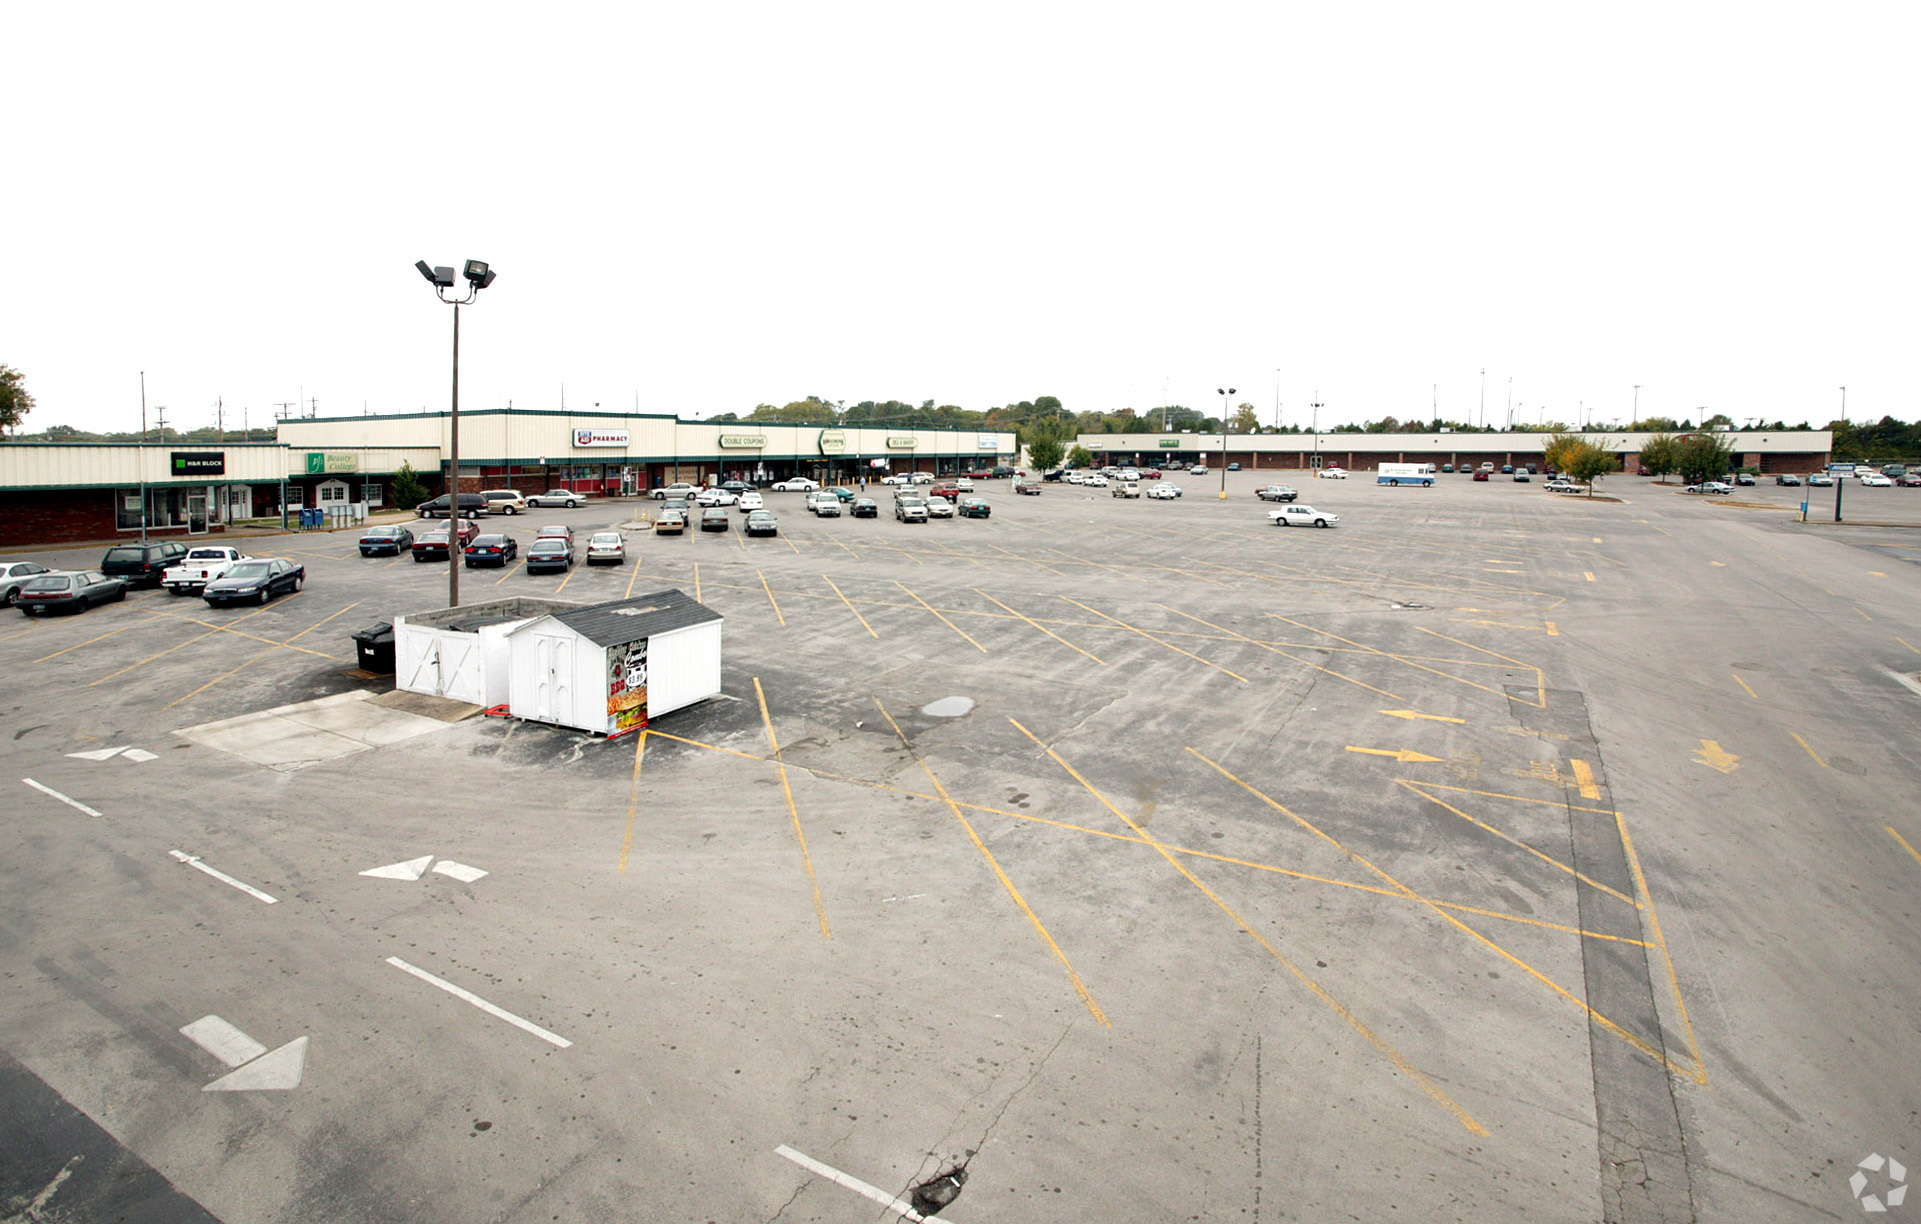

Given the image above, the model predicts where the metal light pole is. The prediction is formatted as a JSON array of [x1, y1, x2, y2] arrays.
[[1633, 384, 1641, 421], [416, 259, 497, 609], [1311, 394, 1323, 471], [1217, 387, 1234, 499], [138, 372, 149, 542], [1479, 368, 1485, 430]]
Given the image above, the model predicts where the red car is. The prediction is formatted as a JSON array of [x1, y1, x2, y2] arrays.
[[1472, 470, 1491, 482], [963, 469, 993, 480], [1140, 469, 1162, 479], [928, 482, 963, 501], [413, 520, 479, 562]]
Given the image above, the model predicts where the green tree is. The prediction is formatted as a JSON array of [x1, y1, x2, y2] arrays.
[[0, 365, 35, 431], [1628, 416, 1681, 432], [391, 461, 428, 509], [1637, 433, 1679, 481], [1562, 440, 1621, 494], [1066, 444, 1094, 468], [1027, 436, 1065, 470], [1673, 433, 1737, 486], [1541, 433, 1582, 473], [1231, 403, 1260, 433]]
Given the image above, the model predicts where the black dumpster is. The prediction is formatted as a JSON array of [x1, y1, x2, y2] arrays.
[[352, 622, 395, 674]]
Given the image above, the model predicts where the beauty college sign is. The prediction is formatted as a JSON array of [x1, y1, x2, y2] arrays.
[[573, 429, 631, 448]]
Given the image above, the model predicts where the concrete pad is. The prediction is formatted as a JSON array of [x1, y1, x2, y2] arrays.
[[175, 689, 454, 770], [367, 687, 486, 722]]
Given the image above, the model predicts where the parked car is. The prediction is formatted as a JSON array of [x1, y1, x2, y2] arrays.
[[1807, 473, 1833, 486], [416, 493, 489, 518], [881, 474, 909, 485], [100, 540, 188, 587], [654, 509, 687, 535], [162, 545, 252, 595], [852, 498, 879, 518], [737, 491, 765, 511], [1139, 468, 1162, 479], [699, 508, 731, 532], [771, 477, 820, 492], [1774, 474, 1802, 486], [1147, 483, 1182, 499], [1112, 482, 1141, 499], [1082, 474, 1109, 487], [1513, 471, 1531, 482], [1683, 482, 1734, 495], [525, 488, 588, 509], [929, 482, 963, 501], [926, 497, 955, 518], [991, 466, 1017, 478], [745, 510, 779, 537], [17, 571, 127, 615], [963, 469, 993, 480], [720, 481, 752, 497], [895, 496, 929, 522], [809, 492, 843, 518], [1441, 463, 1455, 473], [1189, 465, 1208, 476], [1014, 482, 1042, 495], [0, 560, 55, 606], [1859, 473, 1894, 487], [525, 537, 574, 572], [463, 534, 518, 567], [1267, 505, 1340, 528], [1734, 473, 1757, 486], [481, 490, 528, 515], [203, 558, 304, 606], [1317, 468, 1348, 479], [957, 496, 992, 518], [696, 488, 740, 506], [1472, 470, 1491, 482], [650, 483, 699, 502], [1544, 480, 1582, 493], [1255, 485, 1299, 502], [358, 525, 415, 556], [1903, 474, 1921, 487], [412, 521, 478, 561], [535, 524, 575, 545], [910, 472, 934, 484], [586, 532, 626, 565]]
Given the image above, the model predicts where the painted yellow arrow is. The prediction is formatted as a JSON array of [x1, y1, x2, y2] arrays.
[[1346, 746, 1444, 763], [1694, 740, 1741, 774], [1379, 709, 1467, 724]]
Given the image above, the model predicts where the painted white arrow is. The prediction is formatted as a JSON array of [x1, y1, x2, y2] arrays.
[[67, 747, 129, 761], [360, 856, 487, 883], [180, 1015, 308, 1091], [360, 855, 434, 880]]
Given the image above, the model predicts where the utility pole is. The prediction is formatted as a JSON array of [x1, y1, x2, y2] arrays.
[[1479, 368, 1486, 430], [139, 372, 149, 542], [1840, 386, 1847, 423], [216, 397, 224, 444], [1633, 385, 1641, 421], [1505, 378, 1513, 430]]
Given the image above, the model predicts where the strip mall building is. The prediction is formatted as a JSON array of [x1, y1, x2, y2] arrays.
[[1079, 429, 1833, 475], [0, 409, 1017, 547]]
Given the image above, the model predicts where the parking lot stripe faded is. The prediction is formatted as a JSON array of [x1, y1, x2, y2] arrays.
[[878, 701, 1107, 1027], [1159, 606, 1395, 697], [88, 599, 284, 686], [894, 582, 987, 653], [618, 731, 647, 872], [821, 575, 878, 639], [973, 591, 1101, 663], [757, 570, 786, 626], [1060, 597, 1246, 682], [162, 646, 276, 711], [1018, 723, 1481, 1133], [1887, 826, 1921, 869], [33, 621, 149, 664], [757, 678, 831, 939]]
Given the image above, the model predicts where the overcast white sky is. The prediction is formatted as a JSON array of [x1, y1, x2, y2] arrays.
[[6, 2, 1916, 436]]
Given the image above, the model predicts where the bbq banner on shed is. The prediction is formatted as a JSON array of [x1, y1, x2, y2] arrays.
[[608, 639, 648, 733]]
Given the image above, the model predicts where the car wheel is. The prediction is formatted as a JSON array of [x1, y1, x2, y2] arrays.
[[1, 588, 14, 606], [1276, 517, 1289, 526], [115, 586, 127, 602], [257, 588, 270, 605], [1315, 519, 1328, 527]]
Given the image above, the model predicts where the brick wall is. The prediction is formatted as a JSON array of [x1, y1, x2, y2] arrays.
[[0, 490, 136, 548]]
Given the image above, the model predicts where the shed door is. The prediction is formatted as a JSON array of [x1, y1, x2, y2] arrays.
[[530, 633, 574, 724]]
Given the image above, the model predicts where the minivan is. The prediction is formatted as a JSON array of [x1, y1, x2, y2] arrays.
[[416, 493, 488, 518], [480, 490, 527, 515]]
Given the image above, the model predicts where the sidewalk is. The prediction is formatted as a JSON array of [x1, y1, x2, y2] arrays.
[[14, 509, 420, 558]]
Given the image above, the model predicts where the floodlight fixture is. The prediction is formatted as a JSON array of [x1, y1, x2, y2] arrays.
[[464, 259, 495, 289], [416, 260, 456, 289]]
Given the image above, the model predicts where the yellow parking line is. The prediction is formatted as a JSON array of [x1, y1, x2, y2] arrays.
[[1898, 636, 1920, 655], [623, 561, 644, 599], [1731, 673, 1759, 700], [162, 646, 277, 711], [884, 705, 1106, 1026], [287, 600, 361, 642], [1569, 759, 1602, 800], [822, 575, 877, 639], [494, 560, 527, 584], [1887, 825, 1921, 868], [1617, 812, 1708, 1084], [758, 569, 786, 626], [973, 591, 1100, 662], [1789, 731, 1828, 768], [1161, 606, 1391, 696], [618, 731, 648, 872], [1063, 598, 1246, 682], [757, 678, 830, 939], [896, 582, 987, 653], [0, 623, 41, 642], [33, 621, 147, 663], [694, 563, 701, 602]]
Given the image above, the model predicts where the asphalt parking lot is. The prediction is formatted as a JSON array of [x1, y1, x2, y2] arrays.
[[3, 470, 1919, 1222]]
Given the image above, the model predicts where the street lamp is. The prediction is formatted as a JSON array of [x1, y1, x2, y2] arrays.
[[415, 258, 497, 609], [1216, 387, 1235, 499]]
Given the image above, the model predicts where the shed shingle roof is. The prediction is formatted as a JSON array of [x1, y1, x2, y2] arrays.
[[530, 589, 721, 647]]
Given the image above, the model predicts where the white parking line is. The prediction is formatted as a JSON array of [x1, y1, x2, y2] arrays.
[[774, 1145, 938, 1222], [21, 779, 101, 818], [385, 956, 572, 1048], [169, 850, 279, 904]]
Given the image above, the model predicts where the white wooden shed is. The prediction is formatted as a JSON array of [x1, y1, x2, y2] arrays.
[[505, 590, 723, 735], [393, 597, 583, 707]]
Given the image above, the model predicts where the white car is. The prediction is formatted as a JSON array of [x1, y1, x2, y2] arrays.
[[1111, 482, 1141, 499], [1065, 472, 1086, 484], [772, 477, 820, 492], [1684, 481, 1733, 495], [736, 491, 764, 511], [1147, 484, 1182, 499], [695, 488, 739, 506], [881, 474, 909, 485], [895, 496, 929, 522], [1189, 465, 1208, 476], [585, 532, 626, 565], [1117, 469, 1141, 481], [1316, 468, 1348, 480], [954, 477, 975, 491], [1859, 473, 1894, 487], [1082, 474, 1109, 487], [527, 488, 588, 508], [909, 472, 934, 484], [807, 492, 842, 517], [925, 497, 955, 518], [1268, 504, 1340, 528], [0, 560, 55, 606], [649, 483, 698, 501]]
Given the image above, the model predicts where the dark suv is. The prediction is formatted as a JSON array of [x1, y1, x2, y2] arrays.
[[415, 493, 488, 519], [100, 541, 189, 587]]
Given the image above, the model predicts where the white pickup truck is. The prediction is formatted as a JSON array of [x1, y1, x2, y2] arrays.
[[162, 546, 251, 595]]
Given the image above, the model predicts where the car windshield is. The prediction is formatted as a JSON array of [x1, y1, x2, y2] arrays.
[[25, 575, 73, 591], [226, 562, 272, 579], [472, 537, 505, 547], [591, 534, 621, 545], [530, 541, 567, 553], [366, 528, 397, 537]]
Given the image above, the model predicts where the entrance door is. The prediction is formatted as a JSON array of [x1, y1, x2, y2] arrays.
[[187, 493, 209, 534], [531, 634, 573, 724]]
